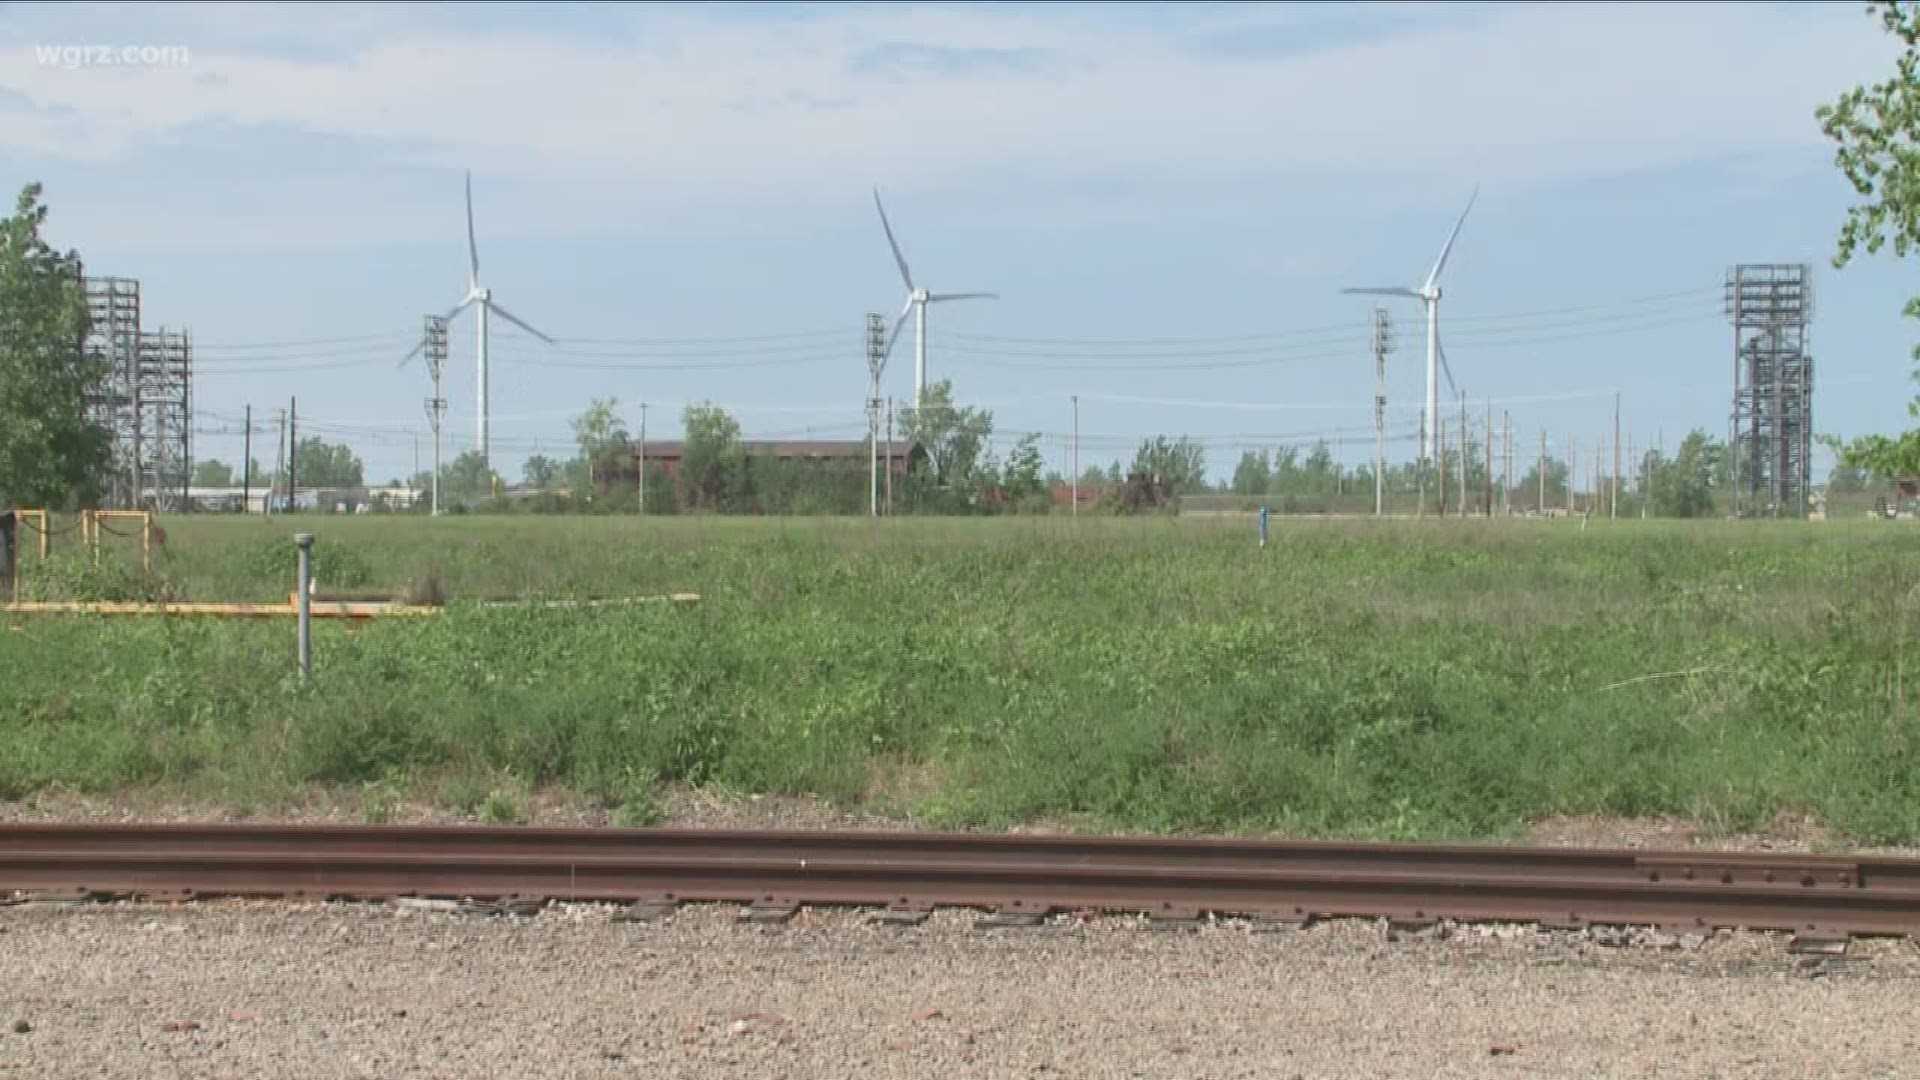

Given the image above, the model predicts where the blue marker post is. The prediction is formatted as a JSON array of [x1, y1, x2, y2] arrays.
[[1259, 505, 1269, 548]]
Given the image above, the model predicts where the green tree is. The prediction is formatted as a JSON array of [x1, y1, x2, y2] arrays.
[[1817, 2, 1920, 477], [442, 450, 501, 504], [1515, 457, 1569, 512], [680, 402, 744, 511], [0, 183, 109, 508], [900, 380, 994, 492], [1828, 460, 1871, 494], [1131, 435, 1208, 494], [192, 459, 234, 487], [1648, 431, 1725, 518], [1230, 450, 1271, 495], [1001, 433, 1047, 510], [522, 454, 561, 490], [276, 437, 363, 488]]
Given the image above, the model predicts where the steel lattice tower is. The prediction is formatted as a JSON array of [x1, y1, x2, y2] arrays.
[[137, 328, 193, 511], [83, 277, 142, 507], [1726, 264, 1814, 518]]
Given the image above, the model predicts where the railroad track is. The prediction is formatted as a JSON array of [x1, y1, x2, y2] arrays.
[[5, 823, 1919, 945]]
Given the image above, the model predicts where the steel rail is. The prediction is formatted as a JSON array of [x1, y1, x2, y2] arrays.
[[5, 824, 1919, 941]]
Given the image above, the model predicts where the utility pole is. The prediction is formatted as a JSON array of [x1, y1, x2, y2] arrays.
[[1642, 436, 1652, 519], [242, 404, 252, 515], [1502, 411, 1512, 516], [272, 408, 286, 516], [1372, 308, 1392, 517], [1484, 398, 1493, 517], [1071, 394, 1080, 520], [639, 402, 648, 514], [1417, 411, 1428, 517], [1457, 391, 1468, 517], [866, 312, 885, 518], [288, 397, 298, 514], [421, 314, 448, 516], [1538, 430, 1546, 515], [1612, 392, 1622, 520], [1569, 435, 1577, 515], [1438, 416, 1449, 516], [885, 396, 894, 515]]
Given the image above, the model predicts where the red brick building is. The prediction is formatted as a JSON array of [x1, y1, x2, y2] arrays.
[[605, 439, 923, 482]]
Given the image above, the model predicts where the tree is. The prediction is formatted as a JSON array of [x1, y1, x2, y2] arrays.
[[192, 460, 234, 487], [1131, 435, 1208, 494], [523, 454, 561, 490], [1648, 430, 1725, 518], [680, 402, 744, 511], [442, 449, 501, 505], [900, 380, 994, 493], [1817, 2, 1920, 477], [571, 398, 629, 477], [1001, 433, 1047, 510], [0, 183, 109, 508], [1230, 450, 1271, 495], [1828, 460, 1871, 494], [1516, 457, 1569, 512], [276, 437, 363, 488]]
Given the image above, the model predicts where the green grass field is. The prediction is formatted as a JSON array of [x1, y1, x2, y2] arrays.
[[4, 514, 1919, 843]]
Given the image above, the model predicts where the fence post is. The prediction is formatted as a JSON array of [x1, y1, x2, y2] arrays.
[[294, 533, 314, 681], [1259, 505, 1269, 549], [1, 509, 14, 599]]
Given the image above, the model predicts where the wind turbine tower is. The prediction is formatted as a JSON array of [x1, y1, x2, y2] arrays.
[[1343, 187, 1478, 462], [873, 188, 998, 410], [408, 171, 558, 471]]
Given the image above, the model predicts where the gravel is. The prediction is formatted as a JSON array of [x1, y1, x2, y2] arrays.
[[3, 900, 1918, 1079]]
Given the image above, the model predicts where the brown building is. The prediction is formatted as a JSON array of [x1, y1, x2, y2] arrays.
[[605, 439, 923, 482], [1051, 482, 1111, 510]]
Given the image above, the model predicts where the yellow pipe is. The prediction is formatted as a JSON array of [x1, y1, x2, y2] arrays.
[[2, 601, 438, 618]]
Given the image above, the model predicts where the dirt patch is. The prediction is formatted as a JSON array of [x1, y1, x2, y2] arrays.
[[3, 789, 1919, 858], [1523, 811, 1920, 856], [0, 784, 924, 833]]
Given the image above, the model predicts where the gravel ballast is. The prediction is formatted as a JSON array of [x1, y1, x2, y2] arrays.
[[3, 901, 1917, 1079]]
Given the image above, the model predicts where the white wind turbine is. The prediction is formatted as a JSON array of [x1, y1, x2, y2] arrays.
[[874, 187, 998, 411], [404, 170, 555, 471], [1342, 187, 1478, 462]]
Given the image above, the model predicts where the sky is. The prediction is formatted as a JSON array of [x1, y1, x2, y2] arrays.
[[1, 0, 1915, 488]]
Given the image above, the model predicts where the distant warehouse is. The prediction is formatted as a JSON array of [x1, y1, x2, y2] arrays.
[[624, 440, 921, 481], [594, 439, 926, 513]]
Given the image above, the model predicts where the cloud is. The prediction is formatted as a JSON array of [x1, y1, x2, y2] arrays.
[[0, 1, 1897, 213], [848, 42, 1065, 81]]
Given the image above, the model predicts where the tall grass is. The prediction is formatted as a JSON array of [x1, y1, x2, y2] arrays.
[[4, 515, 1919, 842]]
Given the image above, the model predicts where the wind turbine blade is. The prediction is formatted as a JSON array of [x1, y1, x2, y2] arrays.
[[443, 298, 475, 323], [398, 338, 424, 369], [466, 170, 480, 286], [883, 297, 914, 360], [1423, 185, 1479, 291], [488, 301, 554, 344], [873, 187, 915, 292], [926, 292, 998, 302], [1342, 287, 1421, 298], [1436, 321, 1460, 397]]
